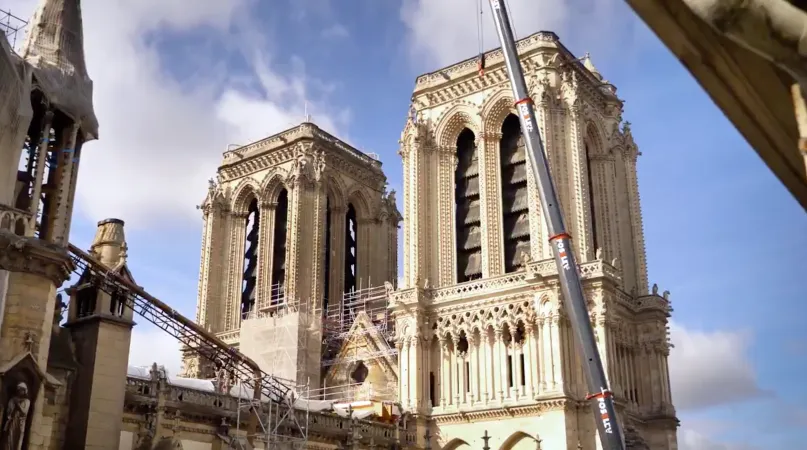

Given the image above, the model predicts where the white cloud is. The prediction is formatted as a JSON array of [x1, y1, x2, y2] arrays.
[[400, 0, 627, 69], [669, 322, 771, 410], [128, 326, 183, 377], [8, 0, 350, 229]]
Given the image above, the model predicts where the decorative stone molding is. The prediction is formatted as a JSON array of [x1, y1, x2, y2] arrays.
[[0, 232, 74, 285]]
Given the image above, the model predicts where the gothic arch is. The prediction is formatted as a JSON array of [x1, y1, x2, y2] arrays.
[[261, 171, 289, 203], [584, 119, 609, 157], [326, 174, 347, 208], [441, 438, 471, 450], [481, 89, 516, 135], [434, 104, 480, 150], [499, 431, 537, 450], [231, 178, 261, 215], [345, 187, 372, 220]]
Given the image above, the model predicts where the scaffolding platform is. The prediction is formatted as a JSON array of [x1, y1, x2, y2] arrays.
[[0, 8, 27, 49], [321, 284, 397, 368]]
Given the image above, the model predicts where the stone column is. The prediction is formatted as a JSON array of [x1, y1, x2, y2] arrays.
[[451, 335, 460, 406], [624, 149, 649, 293], [470, 334, 479, 404], [225, 212, 247, 329], [51, 123, 80, 246], [328, 206, 346, 310], [398, 338, 409, 408], [256, 201, 277, 311], [524, 323, 535, 398], [26, 111, 54, 232], [495, 327, 506, 401], [566, 102, 594, 261], [479, 133, 503, 277], [439, 336, 448, 407], [436, 149, 456, 285]]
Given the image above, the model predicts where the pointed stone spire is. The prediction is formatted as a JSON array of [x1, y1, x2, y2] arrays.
[[21, 0, 99, 140], [90, 218, 128, 270], [582, 52, 603, 81]]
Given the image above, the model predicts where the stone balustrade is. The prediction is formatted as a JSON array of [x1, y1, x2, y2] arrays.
[[0, 204, 35, 236]]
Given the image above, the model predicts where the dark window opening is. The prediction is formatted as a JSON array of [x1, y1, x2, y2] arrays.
[[519, 354, 526, 387], [457, 334, 469, 354], [454, 128, 482, 282], [110, 290, 126, 317], [429, 372, 436, 406], [241, 198, 260, 318], [500, 114, 531, 273], [271, 189, 289, 304], [344, 203, 358, 295], [75, 277, 97, 319], [323, 197, 332, 311], [507, 355, 514, 388], [350, 360, 369, 384], [584, 142, 598, 251]]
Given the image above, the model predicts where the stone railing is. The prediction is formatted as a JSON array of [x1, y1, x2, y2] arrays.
[[125, 375, 416, 447], [395, 259, 623, 305], [0, 204, 35, 236]]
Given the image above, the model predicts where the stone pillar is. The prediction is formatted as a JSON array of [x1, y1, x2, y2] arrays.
[[479, 132, 503, 277], [329, 206, 346, 308], [436, 149, 456, 285], [255, 201, 276, 311], [0, 231, 72, 450], [51, 122, 80, 246], [438, 336, 448, 407]]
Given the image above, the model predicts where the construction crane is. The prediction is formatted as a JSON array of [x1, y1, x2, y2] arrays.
[[485, 1, 626, 449]]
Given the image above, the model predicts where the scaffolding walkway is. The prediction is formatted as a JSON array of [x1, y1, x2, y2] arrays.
[[0, 8, 27, 49]]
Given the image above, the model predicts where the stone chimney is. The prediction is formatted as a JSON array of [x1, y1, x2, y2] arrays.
[[89, 218, 128, 270]]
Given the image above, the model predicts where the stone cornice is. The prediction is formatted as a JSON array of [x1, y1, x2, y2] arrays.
[[0, 231, 74, 285], [431, 398, 569, 424]]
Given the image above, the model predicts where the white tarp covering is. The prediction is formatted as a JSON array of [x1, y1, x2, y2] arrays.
[[20, 0, 98, 139], [0, 34, 32, 205]]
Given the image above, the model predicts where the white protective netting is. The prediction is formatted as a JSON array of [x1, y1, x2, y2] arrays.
[[19, 0, 98, 139], [0, 34, 32, 204]]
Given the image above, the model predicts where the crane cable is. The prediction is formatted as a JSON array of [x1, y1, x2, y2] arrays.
[[476, 0, 485, 77]]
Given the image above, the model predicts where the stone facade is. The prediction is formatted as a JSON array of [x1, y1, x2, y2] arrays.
[[390, 31, 677, 450]]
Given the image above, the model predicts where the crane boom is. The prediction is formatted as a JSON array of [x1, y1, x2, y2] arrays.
[[485, 1, 626, 448]]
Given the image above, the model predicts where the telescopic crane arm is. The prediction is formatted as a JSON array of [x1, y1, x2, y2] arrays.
[[485, 1, 626, 449]]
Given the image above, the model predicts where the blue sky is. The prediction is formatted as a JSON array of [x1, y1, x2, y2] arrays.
[[11, 0, 803, 448]]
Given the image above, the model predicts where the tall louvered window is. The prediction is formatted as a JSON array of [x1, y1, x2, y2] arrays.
[[241, 198, 260, 317], [323, 197, 332, 310], [344, 204, 358, 294], [270, 189, 289, 304], [500, 114, 531, 273], [584, 142, 598, 251], [455, 129, 482, 282]]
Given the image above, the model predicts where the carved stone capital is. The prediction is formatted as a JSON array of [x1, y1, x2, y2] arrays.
[[260, 201, 278, 210], [0, 232, 74, 285]]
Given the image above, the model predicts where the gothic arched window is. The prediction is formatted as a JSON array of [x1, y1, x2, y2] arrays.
[[584, 140, 598, 251], [241, 198, 260, 317], [270, 189, 289, 304], [344, 203, 358, 294], [500, 114, 530, 273], [455, 128, 482, 282], [323, 197, 332, 310]]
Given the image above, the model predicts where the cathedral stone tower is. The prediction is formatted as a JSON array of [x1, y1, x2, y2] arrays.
[[183, 122, 400, 389], [0, 1, 99, 449], [390, 32, 677, 449]]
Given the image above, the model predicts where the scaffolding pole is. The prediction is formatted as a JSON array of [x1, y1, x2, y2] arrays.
[[0, 8, 27, 50]]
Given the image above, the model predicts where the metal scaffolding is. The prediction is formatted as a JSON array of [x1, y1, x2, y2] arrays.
[[231, 377, 311, 449], [0, 8, 27, 50], [321, 283, 397, 368]]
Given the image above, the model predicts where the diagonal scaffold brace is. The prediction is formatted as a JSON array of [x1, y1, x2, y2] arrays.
[[485, 1, 626, 449]]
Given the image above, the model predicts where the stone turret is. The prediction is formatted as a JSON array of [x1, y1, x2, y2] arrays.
[[21, 0, 98, 139]]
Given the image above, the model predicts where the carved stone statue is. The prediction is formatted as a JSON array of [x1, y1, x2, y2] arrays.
[[662, 290, 670, 301], [384, 281, 394, 297], [520, 251, 532, 268], [652, 284, 659, 295], [1, 382, 30, 450], [595, 247, 603, 260]]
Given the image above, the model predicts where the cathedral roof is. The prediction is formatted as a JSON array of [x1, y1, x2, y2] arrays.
[[20, 0, 99, 140]]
